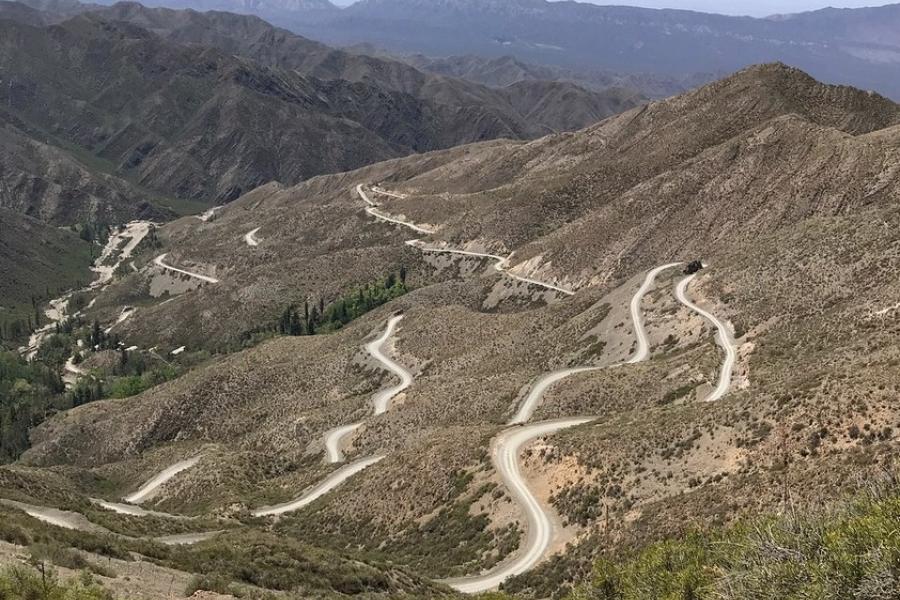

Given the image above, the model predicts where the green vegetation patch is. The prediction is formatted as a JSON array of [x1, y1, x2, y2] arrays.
[[278, 269, 409, 336], [0, 351, 65, 462], [240, 269, 411, 347], [566, 478, 900, 600], [0, 565, 113, 600], [0, 210, 93, 343]]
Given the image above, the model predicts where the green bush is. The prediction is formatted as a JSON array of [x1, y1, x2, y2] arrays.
[[29, 543, 117, 579], [0, 565, 114, 599], [185, 573, 235, 596], [566, 479, 900, 600]]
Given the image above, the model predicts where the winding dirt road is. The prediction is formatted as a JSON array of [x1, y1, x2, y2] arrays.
[[124, 456, 203, 504], [448, 262, 680, 593], [446, 418, 594, 593], [405, 241, 575, 296], [324, 314, 412, 463], [508, 263, 681, 426], [508, 368, 599, 425], [325, 423, 364, 463], [675, 274, 737, 402], [0, 500, 110, 533], [91, 315, 412, 526], [628, 263, 684, 363], [366, 314, 414, 415], [358, 185, 574, 296], [251, 456, 385, 517], [256, 315, 412, 517], [371, 186, 409, 199], [93, 500, 181, 519], [3, 498, 218, 545], [155, 532, 222, 546], [357, 184, 435, 234], [153, 254, 219, 284]]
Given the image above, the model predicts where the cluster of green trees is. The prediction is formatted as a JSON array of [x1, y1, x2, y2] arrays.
[[277, 269, 408, 337], [0, 352, 64, 462], [69, 378, 104, 408], [0, 319, 36, 342], [0, 292, 90, 346], [73, 221, 111, 261], [1, 339, 182, 462], [104, 347, 179, 399], [0, 295, 54, 344]]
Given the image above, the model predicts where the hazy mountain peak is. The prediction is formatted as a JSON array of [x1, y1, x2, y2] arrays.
[[237, 0, 336, 11], [352, 0, 547, 15]]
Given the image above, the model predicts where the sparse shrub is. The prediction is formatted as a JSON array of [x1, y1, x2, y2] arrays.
[[185, 573, 235, 596], [0, 565, 113, 599], [565, 476, 900, 600]]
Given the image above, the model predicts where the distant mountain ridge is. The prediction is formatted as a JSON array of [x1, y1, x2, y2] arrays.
[[0, 0, 640, 223], [193, 0, 900, 100], [389, 51, 717, 97]]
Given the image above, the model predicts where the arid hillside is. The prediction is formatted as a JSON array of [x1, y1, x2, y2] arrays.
[[72, 63, 900, 350], [4, 64, 900, 598]]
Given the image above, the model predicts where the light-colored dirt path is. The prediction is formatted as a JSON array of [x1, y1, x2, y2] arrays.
[[244, 227, 261, 247], [675, 273, 737, 402], [251, 456, 385, 517], [153, 254, 219, 284], [124, 456, 203, 504]]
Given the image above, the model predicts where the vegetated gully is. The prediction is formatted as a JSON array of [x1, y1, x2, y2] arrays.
[[20, 221, 153, 360]]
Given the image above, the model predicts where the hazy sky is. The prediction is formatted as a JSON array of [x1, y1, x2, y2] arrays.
[[331, 1, 892, 18], [574, 1, 889, 17]]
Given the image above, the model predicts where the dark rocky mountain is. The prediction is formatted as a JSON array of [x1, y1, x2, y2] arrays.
[[0, 1, 640, 223], [237, 0, 900, 101], [89, 2, 642, 118], [119, 0, 337, 17]]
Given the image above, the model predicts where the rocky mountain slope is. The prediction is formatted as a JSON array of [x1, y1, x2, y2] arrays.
[[395, 51, 713, 98], [0, 1, 638, 224], [5, 64, 900, 597], [0, 209, 93, 329], [90, 2, 641, 131]]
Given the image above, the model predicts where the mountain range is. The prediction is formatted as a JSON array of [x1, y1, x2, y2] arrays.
[[126, 0, 900, 101], [3, 1, 900, 599], [0, 0, 638, 224]]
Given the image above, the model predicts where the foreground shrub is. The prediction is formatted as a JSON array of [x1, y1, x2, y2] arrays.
[[567, 477, 900, 600], [0, 565, 113, 599]]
